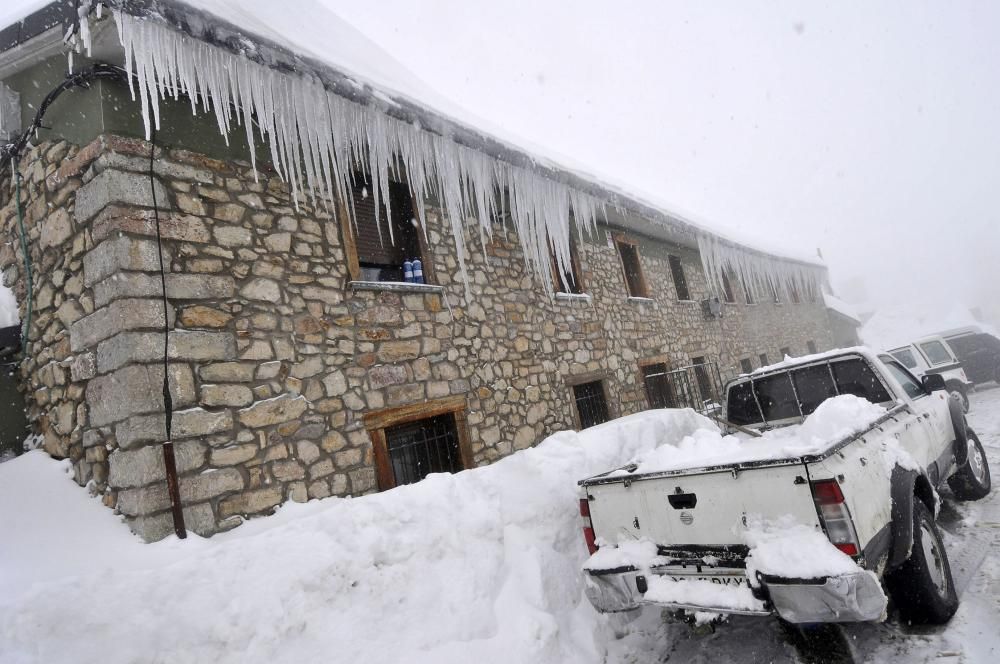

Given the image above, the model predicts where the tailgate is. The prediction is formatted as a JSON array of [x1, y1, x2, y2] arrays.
[[584, 462, 820, 557]]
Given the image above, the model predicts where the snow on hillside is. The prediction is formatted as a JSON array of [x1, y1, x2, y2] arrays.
[[0, 281, 18, 327], [0, 409, 711, 664]]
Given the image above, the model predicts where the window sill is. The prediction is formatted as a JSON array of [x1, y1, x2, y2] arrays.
[[677, 299, 697, 304], [555, 292, 592, 302], [349, 280, 444, 294], [627, 296, 656, 304]]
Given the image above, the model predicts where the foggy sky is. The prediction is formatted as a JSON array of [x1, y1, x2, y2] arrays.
[[323, 0, 1000, 318]]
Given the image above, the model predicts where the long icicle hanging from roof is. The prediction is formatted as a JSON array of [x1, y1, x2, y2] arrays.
[[103, 8, 826, 301], [697, 233, 827, 304], [110, 9, 602, 296]]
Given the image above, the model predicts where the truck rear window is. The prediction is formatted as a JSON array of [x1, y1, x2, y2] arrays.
[[727, 358, 892, 426]]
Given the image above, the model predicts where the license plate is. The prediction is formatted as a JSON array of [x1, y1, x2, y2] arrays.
[[664, 574, 748, 587]]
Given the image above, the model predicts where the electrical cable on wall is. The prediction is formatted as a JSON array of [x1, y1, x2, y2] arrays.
[[149, 125, 187, 540]]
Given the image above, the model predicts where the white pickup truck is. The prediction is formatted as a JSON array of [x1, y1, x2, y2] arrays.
[[579, 348, 991, 625]]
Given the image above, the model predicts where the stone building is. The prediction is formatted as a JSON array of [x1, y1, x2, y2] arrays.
[[0, 2, 849, 541]]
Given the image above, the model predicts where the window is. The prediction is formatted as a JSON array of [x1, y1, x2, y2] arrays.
[[615, 237, 648, 298], [727, 357, 893, 426], [669, 255, 690, 300], [340, 175, 427, 283], [807, 340, 818, 354], [882, 359, 925, 400], [364, 396, 472, 490], [642, 362, 677, 409], [722, 271, 736, 303], [551, 237, 584, 294], [759, 353, 769, 367], [739, 358, 753, 374], [830, 359, 892, 404], [573, 380, 611, 429], [891, 348, 919, 369], [780, 346, 791, 359], [918, 340, 951, 366]]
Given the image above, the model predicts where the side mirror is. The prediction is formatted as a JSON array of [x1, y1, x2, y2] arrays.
[[921, 374, 947, 392]]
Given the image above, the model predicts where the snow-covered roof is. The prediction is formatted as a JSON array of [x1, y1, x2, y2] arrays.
[[823, 291, 861, 325], [2, 0, 828, 297]]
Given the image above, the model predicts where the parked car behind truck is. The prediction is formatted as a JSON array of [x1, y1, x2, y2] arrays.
[[579, 348, 991, 626], [940, 326, 1000, 386], [888, 335, 973, 412]]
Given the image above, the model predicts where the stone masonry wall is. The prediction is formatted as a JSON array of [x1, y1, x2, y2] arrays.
[[1, 133, 836, 541]]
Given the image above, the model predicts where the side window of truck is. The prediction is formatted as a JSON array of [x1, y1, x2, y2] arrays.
[[882, 359, 926, 400], [830, 359, 892, 404]]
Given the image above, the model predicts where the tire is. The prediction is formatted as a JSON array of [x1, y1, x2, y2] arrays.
[[948, 429, 992, 500], [885, 501, 958, 625]]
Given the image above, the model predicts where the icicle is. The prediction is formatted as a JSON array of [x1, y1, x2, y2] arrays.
[[107, 9, 814, 299]]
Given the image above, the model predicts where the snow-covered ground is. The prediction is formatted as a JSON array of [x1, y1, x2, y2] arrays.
[[1, 391, 999, 663]]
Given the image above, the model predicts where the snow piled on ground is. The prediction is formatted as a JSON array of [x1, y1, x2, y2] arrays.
[[610, 394, 886, 475], [0, 408, 710, 664], [0, 281, 18, 327]]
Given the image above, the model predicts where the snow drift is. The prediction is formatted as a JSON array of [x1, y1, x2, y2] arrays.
[[0, 408, 710, 664]]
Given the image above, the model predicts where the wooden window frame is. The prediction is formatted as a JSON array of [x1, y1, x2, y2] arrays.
[[668, 254, 691, 301], [565, 371, 616, 430], [363, 395, 472, 491], [550, 235, 585, 294], [612, 232, 649, 299], [721, 271, 736, 304], [336, 179, 435, 285]]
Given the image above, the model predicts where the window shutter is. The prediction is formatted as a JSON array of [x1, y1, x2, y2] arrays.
[[350, 178, 419, 268]]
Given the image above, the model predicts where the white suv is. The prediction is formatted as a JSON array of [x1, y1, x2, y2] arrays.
[[888, 335, 973, 412]]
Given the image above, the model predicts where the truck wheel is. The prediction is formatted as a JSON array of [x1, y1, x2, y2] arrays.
[[948, 429, 992, 500], [885, 501, 958, 625]]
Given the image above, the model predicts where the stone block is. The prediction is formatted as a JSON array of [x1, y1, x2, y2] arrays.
[[71, 297, 174, 353], [39, 208, 72, 249], [200, 362, 256, 383], [238, 394, 308, 428], [349, 467, 376, 494], [322, 370, 348, 397], [271, 460, 305, 482], [211, 444, 258, 466], [296, 440, 321, 464], [367, 364, 408, 389], [70, 352, 97, 382], [218, 485, 284, 518], [240, 278, 280, 302], [201, 384, 254, 407], [84, 236, 168, 288], [172, 408, 234, 439], [107, 440, 205, 489], [290, 355, 323, 379], [91, 206, 211, 243], [87, 363, 167, 426], [166, 274, 236, 300], [179, 305, 233, 328], [74, 168, 171, 224], [213, 224, 251, 245], [264, 232, 291, 253], [377, 340, 421, 363], [168, 330, 236, 362], [126, 502, 216, 542]]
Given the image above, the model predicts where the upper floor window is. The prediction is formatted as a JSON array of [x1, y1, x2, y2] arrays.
[[759, 352, 770, 366], [722, 271, 736, 303], [807, 340, 818, 354], [551, 237, 584, 294], [669, 255, 690, 301], [740, 358, 753, 374], [341, 174, 428, 283], [615, 235, 648, 298]]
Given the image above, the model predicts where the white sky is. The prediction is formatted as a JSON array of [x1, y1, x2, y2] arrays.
[[322, 0, 1000, 317]]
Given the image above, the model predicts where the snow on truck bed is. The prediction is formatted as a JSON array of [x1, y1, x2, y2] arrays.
[[604, 394, 887, 477], [0, 409, 713, 664]]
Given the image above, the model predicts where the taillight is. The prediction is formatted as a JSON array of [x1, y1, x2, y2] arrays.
[[580, 497, 599, 555], [810, 479, 860, 557]]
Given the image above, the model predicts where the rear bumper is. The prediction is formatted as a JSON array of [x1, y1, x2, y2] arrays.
[[583, 567, 886, 623]]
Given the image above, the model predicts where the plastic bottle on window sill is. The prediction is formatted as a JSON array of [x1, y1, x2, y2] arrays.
[[413, 259, 424, 284], [403, 259, 413, 283]]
